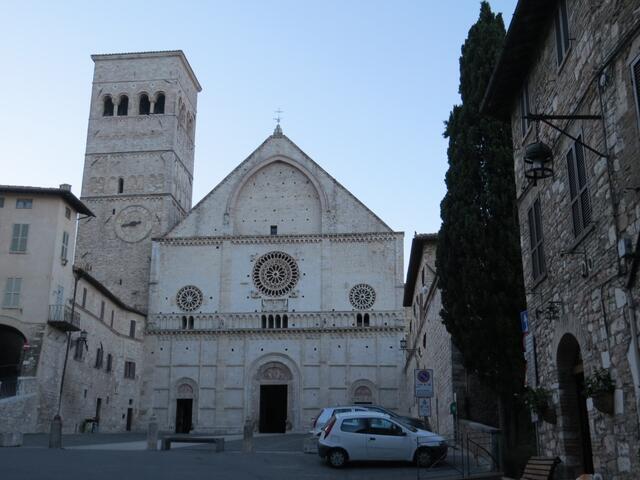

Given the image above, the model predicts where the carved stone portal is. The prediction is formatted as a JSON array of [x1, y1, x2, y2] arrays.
[[177, 383, 194, 398], [260, 362, 293, 381]]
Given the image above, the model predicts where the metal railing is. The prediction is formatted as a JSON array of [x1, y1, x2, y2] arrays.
[[416, 431, 502, 480], [48, 304, 80, 329], [0, 378, 18, 399]]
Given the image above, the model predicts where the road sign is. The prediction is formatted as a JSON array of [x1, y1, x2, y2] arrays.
[[520, 310, 529, 333], [414, 369, 434, 398], [418, 398, 431, 417]]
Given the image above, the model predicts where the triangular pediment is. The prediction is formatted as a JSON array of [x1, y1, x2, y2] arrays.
[[164, 131, 393, 238]]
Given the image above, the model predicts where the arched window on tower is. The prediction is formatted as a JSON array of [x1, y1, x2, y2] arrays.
[[282, 315, 288, 329], [179, 104, 186, 127], [268, 315, 274, 329], [188, 316, 194, 329], [154, 93, 165, 114], [261, 315, 267, 329], [139, 94, 150, 115], [356, 313, 363, 327], [117, 95, 129, 116], [118, 178, 124, 194], [275, 315, 281, 329], [187, 114, 194, 139], [364, 313, 370, 327], [103, 96, 114, 116]]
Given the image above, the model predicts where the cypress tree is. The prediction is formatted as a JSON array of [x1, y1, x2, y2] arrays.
[[436, 2, 526, 414]]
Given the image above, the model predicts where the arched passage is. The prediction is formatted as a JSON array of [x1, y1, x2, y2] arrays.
[[0, 324, 26, 397], [556, 333, 594, 475]]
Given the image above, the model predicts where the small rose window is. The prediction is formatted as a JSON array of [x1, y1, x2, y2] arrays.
[[176, 285, 203, 312], [349, 284, 376, 310]]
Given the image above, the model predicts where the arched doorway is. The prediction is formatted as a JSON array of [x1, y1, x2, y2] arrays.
[[0, 325, 26, 397], [256, 361, 293, 433], [557, 334, 594, 475], [350, 379, 377, 405], [174, 379, 197, 433]]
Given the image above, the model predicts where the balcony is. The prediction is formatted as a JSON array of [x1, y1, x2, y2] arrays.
[[48, 304, 80, 332]]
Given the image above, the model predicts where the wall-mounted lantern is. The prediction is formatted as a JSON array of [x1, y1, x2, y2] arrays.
[[523, 113, 609, 186], [524, 141, 554, 185]]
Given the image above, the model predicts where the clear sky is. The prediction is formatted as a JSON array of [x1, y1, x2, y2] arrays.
[[1, 0, 517, 269]]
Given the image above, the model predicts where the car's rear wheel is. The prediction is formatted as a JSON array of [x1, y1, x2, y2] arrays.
[[327, 448, 348, 468], [415, 447, 434, 467]]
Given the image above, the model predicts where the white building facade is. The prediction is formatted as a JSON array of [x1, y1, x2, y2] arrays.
[[144, 127, 406, 434], [0, 186, 146, 437]]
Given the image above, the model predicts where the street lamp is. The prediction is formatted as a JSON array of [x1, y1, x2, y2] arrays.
[[49, 264, 89, 449], [524, 141, 554, 185]]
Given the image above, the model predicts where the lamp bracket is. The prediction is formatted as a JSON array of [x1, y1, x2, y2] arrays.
[[524, 114, 608, 158]]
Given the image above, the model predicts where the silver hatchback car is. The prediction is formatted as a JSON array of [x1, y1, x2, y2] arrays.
[[318, 411, 447, 468], [309, 405, 369, 436]]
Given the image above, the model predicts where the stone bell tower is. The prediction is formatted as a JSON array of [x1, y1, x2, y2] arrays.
[[75, 51, 201, 312]]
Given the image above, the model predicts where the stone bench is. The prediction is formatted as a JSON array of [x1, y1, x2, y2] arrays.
[[160, 435, 224, 452]]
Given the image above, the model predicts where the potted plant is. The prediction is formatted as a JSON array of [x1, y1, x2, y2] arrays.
[[585, 368, 615, 414], [523, 387, 555, 423]]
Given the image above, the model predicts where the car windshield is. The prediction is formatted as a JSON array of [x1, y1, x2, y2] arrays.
[[394, 418, 418, 432], [367, 406, 399, 417]]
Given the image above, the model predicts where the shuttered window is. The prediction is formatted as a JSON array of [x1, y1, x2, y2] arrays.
[[554, 0, 570, 65], [61, 231, 69, 261], [520, 81, 531, 136], [528, 199, 546, 281], [95, 347, 103, 369], [10, 224, 29, 252], [632, 57, 640, 128], [566, 137, 592, 237], [124, 361, 136, 379], [3, 278, 22, 308]]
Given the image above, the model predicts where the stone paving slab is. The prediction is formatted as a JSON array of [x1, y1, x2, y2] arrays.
[[0, 447, 430, 480], [4, 433, 487, 480]]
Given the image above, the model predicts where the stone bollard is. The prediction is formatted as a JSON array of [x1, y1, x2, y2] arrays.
[[242, 418, 254, 453], [147, 415, 159, 450], [48, 415, 62, 449]]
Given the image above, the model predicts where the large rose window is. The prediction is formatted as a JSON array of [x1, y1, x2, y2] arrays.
[[252, 251, 300, 297]]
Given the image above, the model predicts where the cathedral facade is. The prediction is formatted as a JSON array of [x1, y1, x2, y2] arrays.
[[77, 51, 406, 434]]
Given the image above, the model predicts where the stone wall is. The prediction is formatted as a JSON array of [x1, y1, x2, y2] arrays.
[[505, 2, 640, 478], [77, 51, 200, 312], [57, 275, 146, 433], [145, 327, 404, 433]]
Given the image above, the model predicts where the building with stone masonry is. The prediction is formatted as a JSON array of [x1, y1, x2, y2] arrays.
[[51, 50, 408, 435], [142, 125, 406, 434], [75, 51, 201, 313], [0, 185, 145, 439], [402, 233, 498, 439], [483, 1, 640, 478], [58, 267, 145, 433]]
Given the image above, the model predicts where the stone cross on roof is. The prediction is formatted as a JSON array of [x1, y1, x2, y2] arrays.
[[273, 108, 283, 136]]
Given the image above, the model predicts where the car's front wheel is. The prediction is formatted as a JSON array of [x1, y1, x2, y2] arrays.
[[415, 447, 434, 467], [327, 448, 348, 468]]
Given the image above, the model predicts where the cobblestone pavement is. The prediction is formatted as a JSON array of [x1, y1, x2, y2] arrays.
[[1, 433, 439, 480]]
